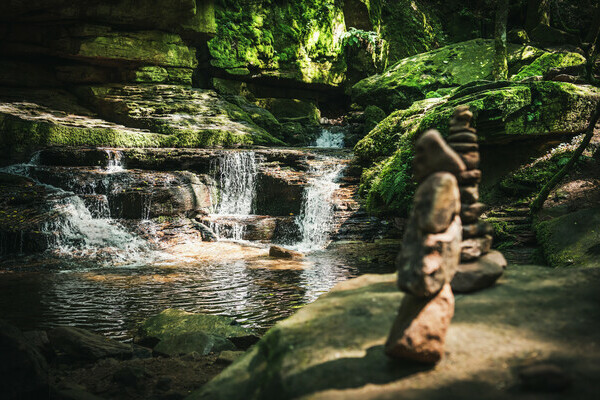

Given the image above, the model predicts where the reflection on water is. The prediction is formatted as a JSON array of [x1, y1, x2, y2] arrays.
[[0, 242, 393, 340]]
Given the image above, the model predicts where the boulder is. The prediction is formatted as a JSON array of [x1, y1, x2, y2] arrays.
[[385, 283, 454, 364], [47, 326, 133, 362], [0, 320, 49, 400], [269, 245, 304, 259], [188, 265, 600, 400], [512, 52, 586, 81], [451, 250, 507, 293], [136, 309, 258, 351], [352, 39, 545, 112], [153, 332, 236, 357], [536, 207, 600, 268], [356, 81, 600, 216]]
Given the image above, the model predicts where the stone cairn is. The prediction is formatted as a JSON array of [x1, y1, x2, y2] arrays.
[[385, 106, 508, 363], [447, 106, 507, 293], [385, 129, 465, 364]]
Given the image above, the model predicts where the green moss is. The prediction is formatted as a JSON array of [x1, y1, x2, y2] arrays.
[[209, 0, 346, 86], [512, 52, 586, 80], [535, 208, 600, 268], [351, 39, 544, 112], [355, 81, 600, 215]]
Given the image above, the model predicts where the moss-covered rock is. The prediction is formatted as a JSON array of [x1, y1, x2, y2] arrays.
[[356, 81, 600, 215], [209, 0, 347, 87], [536, 208, 600, 268], [136, 309, 258, 352], [351, 39, 544, 112], [254, 98, 321, 126], [512, 51, 586, 80]]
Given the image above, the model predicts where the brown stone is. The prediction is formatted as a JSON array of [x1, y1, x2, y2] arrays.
[[449, 143, 479, 153], [449, 106, 473, 130], [457, 169, 482, 185], [447, 131, 478, 142], [459, 151, 480, 169], [460, 235, 493, 262], [460, 202, 486, 223], [451, 250, 506, 293], [449, 126, 477, 134], [385, 284, 454, 363], [413, 130, 466, 183], [269, 245, 304, 259], [460, 185, 479, 204], [397, 216, 462, 298], [462, 221, 494, 238], [413, 172, 460, 234]]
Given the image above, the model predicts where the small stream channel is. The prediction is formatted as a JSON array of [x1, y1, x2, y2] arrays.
[[0, 129, 396, 340]]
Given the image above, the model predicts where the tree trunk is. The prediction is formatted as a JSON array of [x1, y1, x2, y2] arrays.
[[526, 0, 550, 32], [492, 0, 509, 81], [586, 21, 600, 83], [531, 102, 600, 214]]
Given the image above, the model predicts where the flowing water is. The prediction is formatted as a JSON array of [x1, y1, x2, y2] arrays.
[[313, 127, 345, 149], [0, 146, 394, 339], [209, 151, 258, 241]]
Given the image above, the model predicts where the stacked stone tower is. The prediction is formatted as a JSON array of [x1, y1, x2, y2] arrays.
[[447, 106, 507, 292]]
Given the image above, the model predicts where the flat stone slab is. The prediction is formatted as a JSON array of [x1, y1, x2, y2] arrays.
[[189, 265, 600, 400]]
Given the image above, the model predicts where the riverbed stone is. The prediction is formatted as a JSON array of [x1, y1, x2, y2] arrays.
[[385, 283, 454, 364], [136, 309, 258, 351], [48, 326, 133, 363], [269, 245, 304, 259], [451, 250, 506, 293]]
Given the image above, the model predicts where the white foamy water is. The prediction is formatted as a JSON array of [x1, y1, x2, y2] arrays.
[[293, 158, 344, 252], [104, 149, 125, 173], [209, 151, 258, 241], [313, 128, 344, 148]]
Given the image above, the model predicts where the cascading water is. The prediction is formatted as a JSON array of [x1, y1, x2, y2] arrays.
[[312, 127, 345, 149], [0, 154, 152, 263], [293, 158, 344, 252], [104, 149, 124, 173], [209, 151, 258, 241]]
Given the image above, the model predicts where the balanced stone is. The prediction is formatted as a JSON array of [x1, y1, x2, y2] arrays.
[[413, 172, 461, 234], [452, 250, 507, 293], [460, 235, 493, 262], [398, 216, 462, 297], [385, 284, 454, 363], [457, 169, 482, 185], [462, 221, 494, 238], [447, 132, 478, 143], [449, 142, 479, 153], [413, 130, 466, 183], [461, 202, 487, 223], [459, 150, 481, 169], [460, 185, 480, 203]]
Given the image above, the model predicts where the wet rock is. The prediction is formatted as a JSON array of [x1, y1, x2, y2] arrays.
[[136, 309, 257, 351], [385, 284, 454, 364], [452, 250, 506, 293], [0, 319, 49, 400], [153, 333, 235, 357], [269, 245, 304, 260], [460, 235, 493, 262], [47, 326, 132, 363], [191, 221, 218, 242], [519, 363, 571, 392]]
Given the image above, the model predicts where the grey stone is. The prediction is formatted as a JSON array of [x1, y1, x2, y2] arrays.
[[452, 250, 506, 293]]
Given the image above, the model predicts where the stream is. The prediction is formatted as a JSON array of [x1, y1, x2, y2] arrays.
[[0, 129, 396, 340]]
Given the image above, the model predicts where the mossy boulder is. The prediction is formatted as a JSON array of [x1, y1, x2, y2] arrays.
[[512, 51, 586, 81], [356, 81, 600, 215], [255, 98, 321, 126], [188, 265, 600, 399], [136, 309, 258, 352], [351, 39, 544, 112], [536, 208, 600, 268]]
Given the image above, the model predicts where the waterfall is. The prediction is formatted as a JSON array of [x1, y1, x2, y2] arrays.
[[313, 127, 345, 149], [1, 155, 152, 263], [293, 158, 344, 252], [210, 151, 258, 241], [104, 149, 124, 173]]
